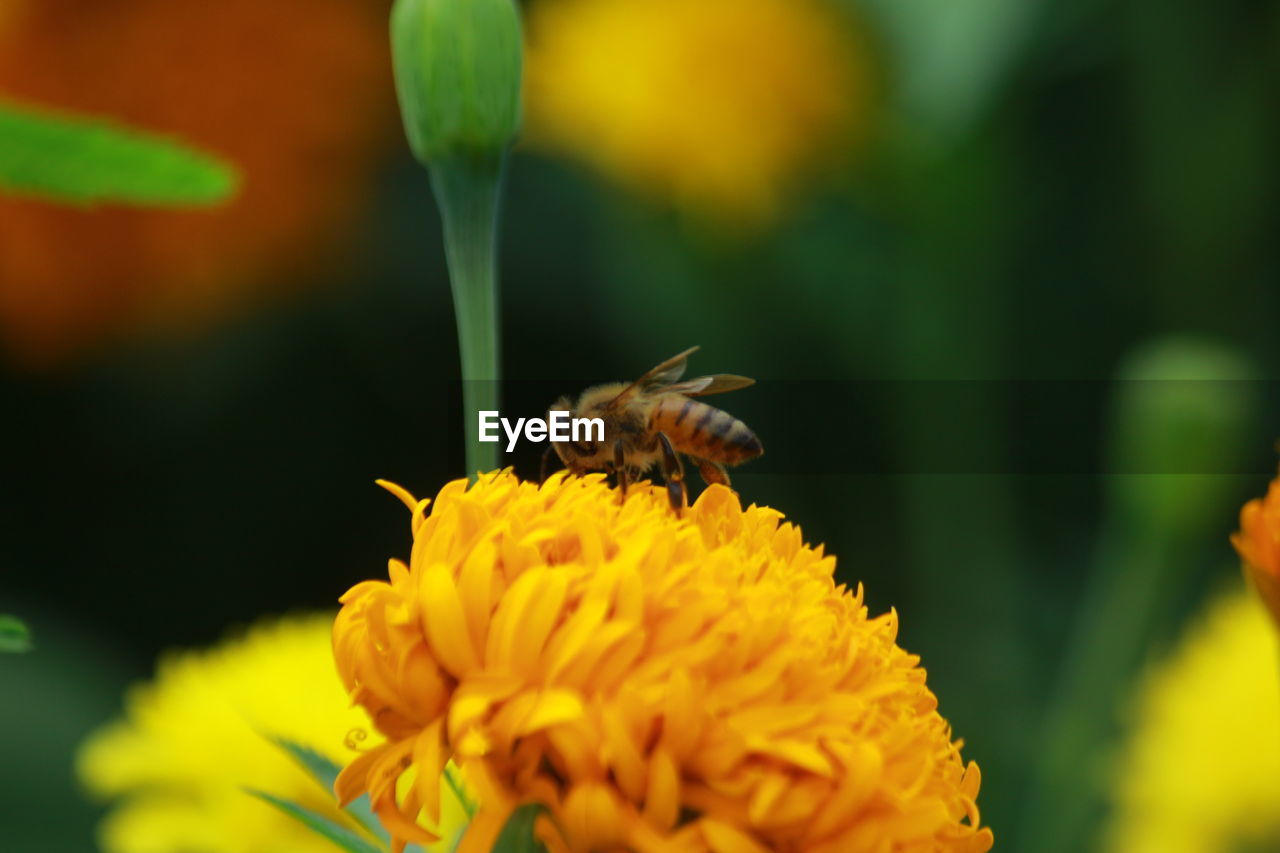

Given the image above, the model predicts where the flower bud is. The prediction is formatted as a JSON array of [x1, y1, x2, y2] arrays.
[[1234, 485, 1280, 628], [1107, 337, 1258, 533], [390, 0, 522, 163]]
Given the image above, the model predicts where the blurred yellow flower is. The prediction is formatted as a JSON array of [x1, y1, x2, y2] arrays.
[[78, 614, 468, 853], [1232, 474, 1280, 627], [523, 0, 873, 224], [0, 0, 394, 367], [333, 470, 991, 853], [1106, 588, 1280, 853]]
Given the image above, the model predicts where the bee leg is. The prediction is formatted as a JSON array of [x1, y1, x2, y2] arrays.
[[540, 446, 562, 484], [693, 457, 731, 488], [657, 432, 686, 513], [614, 439, 629, 501]]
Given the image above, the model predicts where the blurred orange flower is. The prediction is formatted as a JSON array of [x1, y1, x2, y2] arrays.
[[1231, 474, 1280, 627], [0, 0, 395, 366]]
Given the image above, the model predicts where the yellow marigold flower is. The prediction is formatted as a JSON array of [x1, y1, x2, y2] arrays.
[[1105, 588, 1280, 853], [522, 0, 872, 224], [77, 614, 467, 853], [0, 0, 393, 367], [333, 471, 991, 853], [1232, 475, 1280, 626]]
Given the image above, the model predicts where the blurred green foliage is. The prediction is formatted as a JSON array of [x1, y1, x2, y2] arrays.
[[0, 615, 31, 653], [3, 0, 1280, 851], [1024, 338, 1261, 852], [249, 791, 384, 853], [263, 739, 392, 849], [0, 101, 238, 206], [491, 805, 548, 853], [0, 606, 127, 852]]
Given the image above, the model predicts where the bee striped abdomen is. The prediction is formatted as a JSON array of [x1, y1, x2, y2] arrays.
[[652, 396, 763, 464]]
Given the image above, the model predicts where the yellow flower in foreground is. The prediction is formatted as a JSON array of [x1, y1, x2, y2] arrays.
[[334, 470, 991, 853], [78, 614, 467, 853], [523, 0, 872, 224], [1105, 588, 1280, 853], [1232, 475, 1280, 626]]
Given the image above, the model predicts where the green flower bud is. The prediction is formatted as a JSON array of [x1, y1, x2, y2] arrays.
[[1107, 336, 1259, 532], [390, 0, 522, 163]]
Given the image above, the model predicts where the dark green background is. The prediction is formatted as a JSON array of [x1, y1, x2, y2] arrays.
[[4, 0, 1280, 850]]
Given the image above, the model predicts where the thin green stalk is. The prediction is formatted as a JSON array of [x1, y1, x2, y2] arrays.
[[1018, 510, 1184, 852], [1019, 341, 1258, 851], [431, 152, 504, 477]]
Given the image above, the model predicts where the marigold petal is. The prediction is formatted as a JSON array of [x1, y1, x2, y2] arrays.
[[585, 628, 646, 695], [335, 742, 393, 806], [745, 737, 833, 777], [701, 818, 771, 853], [367, 739, 415, 803], [396, 644, 448, 722], [373, 788, 439, 846], [487, 566, 569, 673], [545, 720, 605, 783], [376, 479, 421, 514], [455, 808, 507, 853], [602, 707, 647, 803], [459, 539, 497, 652], [419, 563, 481, 677], [660, 668, 704, 761], [553, 619, 636, 690], [542, 598, 610, 681], [642, 746, 680, 831], [410, 721, 446, 825], [804, 741, 882, 840], [519, 689, 587, 737], [561, 783, 629, 851], [447, 674, 524, 746]]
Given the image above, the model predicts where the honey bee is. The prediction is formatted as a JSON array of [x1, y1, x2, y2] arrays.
[[544, 346, 763, 511]]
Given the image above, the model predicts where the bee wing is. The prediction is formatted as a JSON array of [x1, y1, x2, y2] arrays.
[[664, 374, 755, 397], [636, 346, 699, 386], [608, 346, 700, 409]]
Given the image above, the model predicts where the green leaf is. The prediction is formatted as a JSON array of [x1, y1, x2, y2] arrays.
[[247, 789, 385, 853], [0, 615, 32, 653], [268, 737, 388, 844], [0, 100, 239, 206], [491, 804, 548, 853]]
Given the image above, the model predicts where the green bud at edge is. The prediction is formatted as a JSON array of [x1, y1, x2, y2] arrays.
[[1107, 336, 1258, 534], [391, 0, 522, 163]]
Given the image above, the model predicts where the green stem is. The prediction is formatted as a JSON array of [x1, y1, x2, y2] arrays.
[[431, 152, 505, 478], [1018, 509, 1184, 852]]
